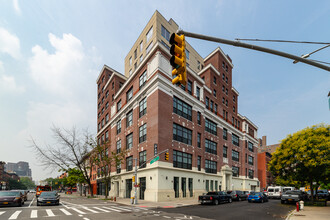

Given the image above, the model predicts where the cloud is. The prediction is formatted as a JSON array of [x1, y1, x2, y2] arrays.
[[0, 27, 21, 59], [13, 0, 21, 15], [0, 61, 25, 95]]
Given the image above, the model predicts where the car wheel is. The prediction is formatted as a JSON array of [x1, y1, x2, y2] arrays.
[[261, 199, 264, 203], [214, 199, 219, 205], [248, 200, 251, 203], [37, 202, 39, 206], [239, 197, 242, 201], [229, 198, 232, 203], [281, 200, 284, 204]]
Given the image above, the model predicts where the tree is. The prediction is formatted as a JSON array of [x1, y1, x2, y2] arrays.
[[20, 177, 36, 189], [31, 126, 96, 196], [269, 124, 330, 202], [90, 141, 129, 199], [8, 179, 27, 190]]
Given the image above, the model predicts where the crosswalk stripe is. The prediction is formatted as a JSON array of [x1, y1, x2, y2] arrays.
[[82, 207, 99, 213], [110, 206, 132, 211], [102, 206, 122, 212], [71, 208, 86, 214], [31, 210, 38, 218], [0, 211, 5, 216], [9, 210, 22, 220], [46, 209, 55, 217], [92, 207, 111, 213], [60, 209, 72, 215]]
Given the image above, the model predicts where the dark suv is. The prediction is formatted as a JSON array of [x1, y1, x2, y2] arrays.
[[227, 190, 248, 201]]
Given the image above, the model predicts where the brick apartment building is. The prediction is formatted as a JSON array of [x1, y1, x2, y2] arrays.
[[92, 11, 260, 202]]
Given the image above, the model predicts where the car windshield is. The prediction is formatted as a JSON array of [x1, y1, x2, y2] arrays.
[[0, 191, 20, 196], [40, 192, 56, 198], [285, 190, 301, 195], [268, 188, 274, 192]]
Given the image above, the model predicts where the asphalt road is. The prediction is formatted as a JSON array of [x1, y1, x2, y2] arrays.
[[153, 199, 295, 220]]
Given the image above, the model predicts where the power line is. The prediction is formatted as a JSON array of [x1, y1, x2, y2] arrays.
[[235, 39, 330, 45], [309, 59, 330, 66]]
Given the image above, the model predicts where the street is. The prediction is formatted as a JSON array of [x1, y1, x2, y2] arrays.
[[0, 192, 295, 220]]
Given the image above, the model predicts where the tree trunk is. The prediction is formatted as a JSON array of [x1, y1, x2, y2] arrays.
[[89, 183, 94, 197], [310, 180, 314, 203], [79, 183, 82, 196], [105, 180, 108, 199]]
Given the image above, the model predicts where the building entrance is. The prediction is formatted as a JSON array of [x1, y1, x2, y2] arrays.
[[126, 179, 132, 198]]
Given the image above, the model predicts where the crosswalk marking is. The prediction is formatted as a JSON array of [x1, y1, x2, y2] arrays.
[[60, 208, 72, 215], [71, 207, 86, 214], [0, 211, 5, 216], [92, 207, 111, 212], [46, 209, 55, 217], [102, 206, 122, 212], [110, 206, 132, 211], [82, 207, 99, 213], [9, 210, 22, 220], [30, 210, 38, 218]]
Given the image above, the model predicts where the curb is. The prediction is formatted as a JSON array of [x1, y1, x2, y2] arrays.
[[285, 209, 296, 220]]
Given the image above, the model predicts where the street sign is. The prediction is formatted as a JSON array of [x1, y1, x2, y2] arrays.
[[150, 156, 159, 164]]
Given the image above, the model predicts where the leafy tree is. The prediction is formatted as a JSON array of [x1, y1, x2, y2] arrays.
[[20, 177, 36, 189], [8, 179, 27, 190], [90, 141, 129, 199], [31, 126, 96, 196], [269, 124, 330, 202]]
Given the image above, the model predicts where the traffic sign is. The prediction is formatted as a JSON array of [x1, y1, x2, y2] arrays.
[[150, 156, 159, 164]]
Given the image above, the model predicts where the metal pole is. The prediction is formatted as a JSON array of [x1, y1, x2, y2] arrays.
[[134, 158, 137, 204], [177, 30, 330, 72]]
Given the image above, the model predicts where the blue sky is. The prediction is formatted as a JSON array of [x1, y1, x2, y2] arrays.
[[0, 0, 329, 181]]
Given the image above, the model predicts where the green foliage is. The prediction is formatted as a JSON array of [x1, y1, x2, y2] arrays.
[[8, 178, 27, 190], [269, 124, 330, 199], [20, 177, 36, 189], [66, 168, 85, 186]]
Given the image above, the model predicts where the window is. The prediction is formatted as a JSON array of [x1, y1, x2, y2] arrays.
[[105, 102, 109, 109], [205, 118, 217, 135], [129, 69, 132, 76], [161, 40, 170, 50], [197, 112, 201, 125], [188, 80, 192, 95], [119, 82, 123, 88], [196, 87, 200, 100], [232, 134, 239, 146], [134, 62, 137, 70], [139, 123, 147, 143], [197, 133, 201, 148], [139, 70, 147, 88], [222, 73, 225, 80], [126, 110, 133, 127], [139, 151, 147, 168], [126, 86, 133, 101], [116, 120, 121, 134], [206, 180, 209, 192], [248, 142, 254, 152], [173, 123, 192, 145], [106, 90, 109, 97], [126, 156, 133, 171], [205, 160, 217, 174], [248, 156, 254, 165], [248, 169, 254, 179], [197, 61, 201, 70], [186, 49, 190, 60], [226, 77, 228, 84], [105, 131, 109, 141], [117, 100, 122, 111], [205, 139, 217, 155], [226, 88, 228, 95], [161, 25, 170, 41], [129, 57, 132, 66], [210, 101, 213, 111], [223, 146, 228, 158], [232, 150, 239, 162], [105, 113, 109, 123], [233, 106, 236, 113], [140, 41, 143, 52], [126, 133, 133, 149], [213, 89, 216, 97], [205, 97, 209, 109], [232, 166, 239, 177], [222, 97, 225, 104], [112, 94, 114, 101], [225, 99, 228, 106], [213, 76, 216, 84], [140, 54, 143, 63], [116, 164, 121, 174], [146, 26, 153, 43], [222, 62, 225, 69], [180, 84, 185, 91], [197, 156, 201, 171], [173, 96, 192, 121], [146, 41, 153, 54], [139, 97, 147, 117], [134, 49, 137, 60], [173, 150, 192, 170], [233, 95, 236, 103], [222, 85, 225, 92], [116, 140, 121, 153], [215, 104, 218, 114]]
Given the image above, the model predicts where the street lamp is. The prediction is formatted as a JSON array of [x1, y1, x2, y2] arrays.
[[293, 44, 330, 64]]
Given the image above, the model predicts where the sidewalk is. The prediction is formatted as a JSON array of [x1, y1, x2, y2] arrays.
[[287, 202, 330, 220]]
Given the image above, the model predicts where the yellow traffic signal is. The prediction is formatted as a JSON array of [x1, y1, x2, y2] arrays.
[[132, 176, 135, 183], [169, 33, 186, 86], [165, 152, 169, 161]]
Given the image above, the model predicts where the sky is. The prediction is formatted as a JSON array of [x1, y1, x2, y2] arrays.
[[0, 0, 329, 181]]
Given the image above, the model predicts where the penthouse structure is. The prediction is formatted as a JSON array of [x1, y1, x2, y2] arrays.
[[93, 11, 259, 202]]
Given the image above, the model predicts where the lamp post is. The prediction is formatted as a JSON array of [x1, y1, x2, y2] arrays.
[[293, 44, 330, 64]]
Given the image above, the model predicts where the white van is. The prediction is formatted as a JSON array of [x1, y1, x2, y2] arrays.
[[267, 186, 283, 199], [283, 186, 295, 193]]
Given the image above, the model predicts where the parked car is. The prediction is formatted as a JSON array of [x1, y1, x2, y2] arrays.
[[316, 190, 329, 200], [0, 191, 24, 207], [199, 191, 232, 205], [281, 190, 307, 204], [282, 187, 295, 193], [248, 192, 268, 203], [37, 191, 60, 206], [227, 190, 248, 201], [267, 186, 283, 199], [11, 190, 27, 201]]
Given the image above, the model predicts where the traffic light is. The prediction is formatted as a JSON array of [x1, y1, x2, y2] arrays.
[[132, 176, 135, 183], [165, 152, 169, 161], [169, 33, 186, 86]]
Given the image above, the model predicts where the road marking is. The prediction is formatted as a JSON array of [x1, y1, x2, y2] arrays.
[[9, 210, 22, 220], [60, 202, 70, 209], [60, 208, 72, 215], [0, 211, 5, 216], [31, 210, 38, 218], [102, 206, 122, 212], [109, 206, 132, 211], [92, 207, 111, 212], [163, 216, 171, 219], [71, 208, 86, 214], [83, 218, 90, 220], [82, 207, 99, 213], [29, 197, 35, 207], [136, 206, 148, 210], [46, 209, 55, 217]]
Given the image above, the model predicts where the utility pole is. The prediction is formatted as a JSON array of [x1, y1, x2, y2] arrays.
[[177, 30, 330, 72], [133, 158, 138, 205]]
